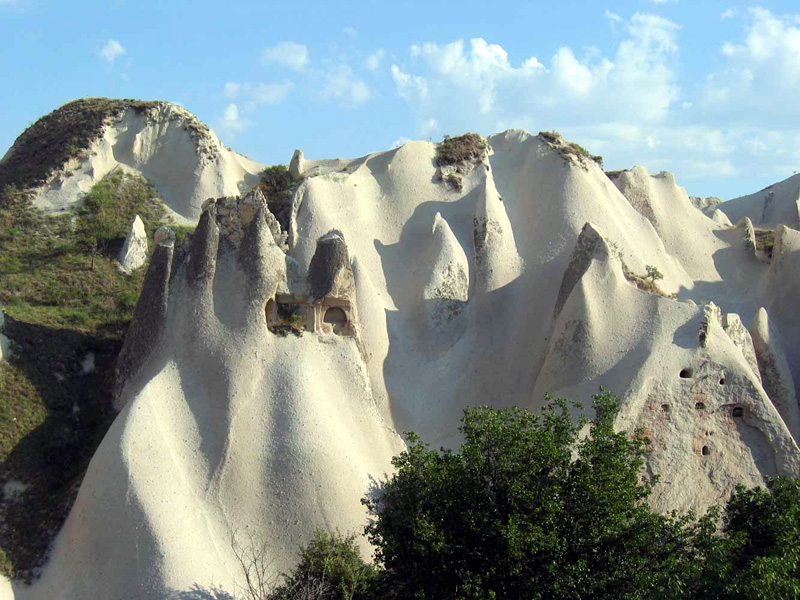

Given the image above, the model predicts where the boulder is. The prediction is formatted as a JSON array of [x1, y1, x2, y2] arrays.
[[119, 215, 148, 273]]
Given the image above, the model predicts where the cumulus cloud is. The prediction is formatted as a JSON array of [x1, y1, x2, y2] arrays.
[[721, 9, 737, 19], [321, 65, 371, 107], [365, 49, 385, 71], [261, 41, 309, 71], [99, 39, 125, 63], [224, 81, 294, 106], [216, 103, 249, 138], [390, 12, 679, 134], [700, 7, 800, 125]]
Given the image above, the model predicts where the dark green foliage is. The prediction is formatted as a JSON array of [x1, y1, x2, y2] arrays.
[[269, 530, 377, 600], [258, 165, 298, 233], [691, 477, 800, 600], [435, 133, 487, 167], [0, 98, 160, 193], [363, 392, 694, 600]]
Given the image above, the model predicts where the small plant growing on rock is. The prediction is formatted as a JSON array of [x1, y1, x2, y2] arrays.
[[645, 264, 664, 286]]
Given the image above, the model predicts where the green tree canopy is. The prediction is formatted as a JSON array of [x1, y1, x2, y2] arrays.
[[363, 392, 694, 600]]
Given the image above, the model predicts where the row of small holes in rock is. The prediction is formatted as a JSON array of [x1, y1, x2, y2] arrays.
[[680, 368, 726, 385]]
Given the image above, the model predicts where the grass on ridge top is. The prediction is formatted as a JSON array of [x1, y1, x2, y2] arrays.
[[0, 171, 188, 580], [435, 133, 488, 167], [0, 98, 161, 194]]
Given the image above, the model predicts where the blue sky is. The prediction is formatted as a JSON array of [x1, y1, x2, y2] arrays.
[[1, 0, 799, 199]]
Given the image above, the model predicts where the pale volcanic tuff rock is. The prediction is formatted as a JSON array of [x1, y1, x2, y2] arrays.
[[10, 121, 800, 600], [719, 172, 800, 228], [118, 214, 148, 273]]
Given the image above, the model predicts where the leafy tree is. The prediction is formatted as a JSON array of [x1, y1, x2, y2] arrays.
[[363, 392, 695, 600], [691, 477, 800, 600], [258, 165, 298, 233]]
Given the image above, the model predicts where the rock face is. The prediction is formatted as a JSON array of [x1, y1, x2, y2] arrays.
[[14, 125, 800, 600], [118, 215, 148, 273], [718, 172, 800, 228]]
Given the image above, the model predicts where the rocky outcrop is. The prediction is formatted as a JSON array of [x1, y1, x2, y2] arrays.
[[307, 231, 353, 305], [114, 227, 175, 408], [118, 215, 148, 273], [289, 149, 305, 179], [750, 307, 800, 442], [419, 213, 469, 328]]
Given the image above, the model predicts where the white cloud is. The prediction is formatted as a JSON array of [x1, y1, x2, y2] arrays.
[[321, 65, 371, 107], [223, 82, 242, 99], [365, 49, 385, 71], [217, 103, 248, 137], [223, 81, 294, 107], [606, 10, 623, 29], [99, 39, 125, 63], [721, 9, 737, 19], [700, 7, 800, 125], [646, 0, 678, 4], [391, 13, 679, 133], [392, 136, 412, 148], [251, 82, 294, 105], [261, 41, 309, 71], [391, 65, 429, 102], [216, 103, 249, 137]]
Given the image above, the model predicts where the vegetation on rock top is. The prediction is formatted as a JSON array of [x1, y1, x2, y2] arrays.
[[0, 98, 161, 194], [258, 165, 300, 233], [539, 130, 604, 170], [435, 133, 488, 167]]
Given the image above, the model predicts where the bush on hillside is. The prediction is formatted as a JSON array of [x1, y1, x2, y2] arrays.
[[435, 133, 487, 167], [362, 391, 695, 600], [258, 165, 299, 233], [233, 529, 375, 600], [692, 476, 800, 600]]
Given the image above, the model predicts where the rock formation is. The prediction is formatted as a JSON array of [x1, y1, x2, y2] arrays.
[[118, 215, 148, 273], [4, 109, 800, 600]]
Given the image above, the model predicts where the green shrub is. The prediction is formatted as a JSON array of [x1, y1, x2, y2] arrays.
[[258, 165, 299, 233], [692, 477, 800, 600], [645, 264, 664, 285], [272, 530, 376, 600], [436, 133, 487, 167], [233, 530, 375, 600], [363, 392, 694, 600]]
